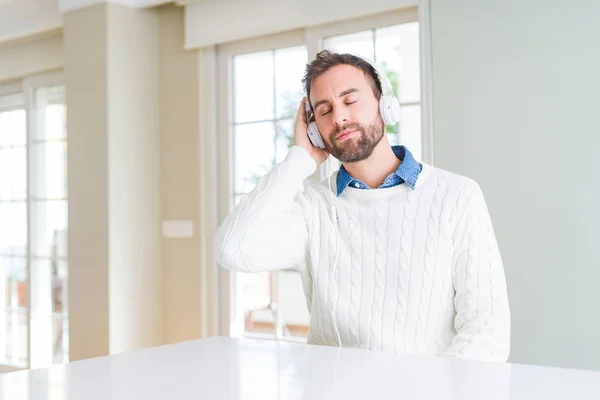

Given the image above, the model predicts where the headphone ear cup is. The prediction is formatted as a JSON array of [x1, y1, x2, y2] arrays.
[[307, 121, 326, 149], [379, 94, 401, 125]]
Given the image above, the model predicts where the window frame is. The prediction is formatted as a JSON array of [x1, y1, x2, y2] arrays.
[[0, 69, 66, 370], [214, 6, 431, 341], [216, 29, 308, 340]]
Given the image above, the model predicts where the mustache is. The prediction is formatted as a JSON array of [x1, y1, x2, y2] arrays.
[[329, 122, 362, 139]]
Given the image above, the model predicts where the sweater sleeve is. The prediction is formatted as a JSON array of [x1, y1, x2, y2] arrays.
[[443, 180, 511, 362], [214, 146, 317, 274]]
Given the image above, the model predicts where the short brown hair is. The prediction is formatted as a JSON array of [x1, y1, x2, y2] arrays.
[[302, 50, 382, 109]]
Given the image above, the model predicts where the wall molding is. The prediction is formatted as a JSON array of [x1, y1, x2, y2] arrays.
[[184, 0, 417, 49], [59, 0, 173, 13]]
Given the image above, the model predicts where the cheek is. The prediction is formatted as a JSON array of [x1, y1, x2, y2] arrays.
[[359, 102, 380, 121], [347, 104, 375, 127], [316, 116, 334, 136]]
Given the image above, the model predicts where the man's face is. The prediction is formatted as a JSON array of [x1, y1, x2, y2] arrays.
[[309, 64, 385, 163]]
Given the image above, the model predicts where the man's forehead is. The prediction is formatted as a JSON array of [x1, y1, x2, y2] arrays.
[[310, 65, 370, 103], [312, 64, 368, 89]]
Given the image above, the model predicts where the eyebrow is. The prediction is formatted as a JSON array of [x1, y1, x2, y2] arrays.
[[313, 88, 360, 111]]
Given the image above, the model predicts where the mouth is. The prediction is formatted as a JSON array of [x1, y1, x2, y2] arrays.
[[336, 129, 357, 141]]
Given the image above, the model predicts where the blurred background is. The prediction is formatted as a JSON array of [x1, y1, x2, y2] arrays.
[[0, 0, 599, 374]]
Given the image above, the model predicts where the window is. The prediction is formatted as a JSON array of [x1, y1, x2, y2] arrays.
[[219, 32, 311, 341], [217, 8, 422, 342], [231, 45, 307, 206], [0, 73, 67, 369]]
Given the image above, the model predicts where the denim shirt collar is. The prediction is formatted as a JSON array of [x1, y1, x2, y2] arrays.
[[336, 145, 421, 197]]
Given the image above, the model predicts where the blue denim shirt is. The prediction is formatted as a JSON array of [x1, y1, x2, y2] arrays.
[[336, 145, 422, 197]]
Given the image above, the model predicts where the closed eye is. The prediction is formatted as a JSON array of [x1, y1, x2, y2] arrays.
[[321, 101, 357, 116]]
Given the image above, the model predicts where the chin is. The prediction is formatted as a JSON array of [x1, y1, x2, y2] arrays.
[[338, 148, 372, 163]]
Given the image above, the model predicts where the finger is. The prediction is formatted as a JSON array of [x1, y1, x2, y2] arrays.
[[296, 97, 306, 123]]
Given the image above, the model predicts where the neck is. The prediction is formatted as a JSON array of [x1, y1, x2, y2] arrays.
[[342, 137, 400, 188]]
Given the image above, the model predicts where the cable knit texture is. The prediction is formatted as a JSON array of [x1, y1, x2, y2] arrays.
[[215, 146, 511, 362]]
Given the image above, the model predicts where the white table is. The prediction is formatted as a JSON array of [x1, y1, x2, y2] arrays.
[[1, 336, 600, 399]]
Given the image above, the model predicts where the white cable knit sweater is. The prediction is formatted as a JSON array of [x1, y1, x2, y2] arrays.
[[215, 146, 511, 362]]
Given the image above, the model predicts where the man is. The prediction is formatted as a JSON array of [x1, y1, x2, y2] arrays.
[[215, 50, 511, 362]]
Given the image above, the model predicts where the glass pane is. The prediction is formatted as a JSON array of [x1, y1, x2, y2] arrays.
[[234, 122, 275, 193], [232, 194, 244, 208], [387, 132, 400, 147], [0, 108, 26, 146], [4, 308, 28, 366], [31, 141, 67, 199], [30, 257, 66, 368], [32, 86, 66, 142], [44, 103, 67, 142], [30, 258, 50, 367], [0, 202, 27, 255], [399, 105, 422, 161], [275, 119, 294, 163], [234, 51, 275, 123], [1, 256, 28, 366], [376, 22, 421, 104], [46, 103, 67, 140], [278, 269, 310, 339], [238, 271, 276, 336], [275, 46, 307, 119], [52, 315, 68, 364], [1, 256, 27, 307], [0, 147, 27, 200], [53, 261, 67, 315], [31, 200, 68, 258], [323, 30, 375, 61]]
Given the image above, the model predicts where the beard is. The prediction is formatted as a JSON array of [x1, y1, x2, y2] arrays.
[[325, 117, 385, 163]]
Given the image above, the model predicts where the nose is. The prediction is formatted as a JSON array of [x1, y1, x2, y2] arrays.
[[332, 106, 348, 127]]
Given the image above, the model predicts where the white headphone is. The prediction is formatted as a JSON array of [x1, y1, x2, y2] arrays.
[[305, 55, 401, 149]]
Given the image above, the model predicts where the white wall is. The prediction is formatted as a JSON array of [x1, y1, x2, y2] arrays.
[[107, 3, 163, 355], [65, 2, 163, 360], [428, 0, 600, 371], [158, 4, 204, 344], [0, 0, 62, 43], [184, 0, 417, 48], [65, 3, 111, 360], [0, 0, 173, 43], [0, 32, 63, 83]]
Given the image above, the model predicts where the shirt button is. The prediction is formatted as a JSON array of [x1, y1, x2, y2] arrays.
[[354, 182, 360, 188]]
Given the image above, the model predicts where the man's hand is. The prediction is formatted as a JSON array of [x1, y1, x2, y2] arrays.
[[293, 97, 329, 165]]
